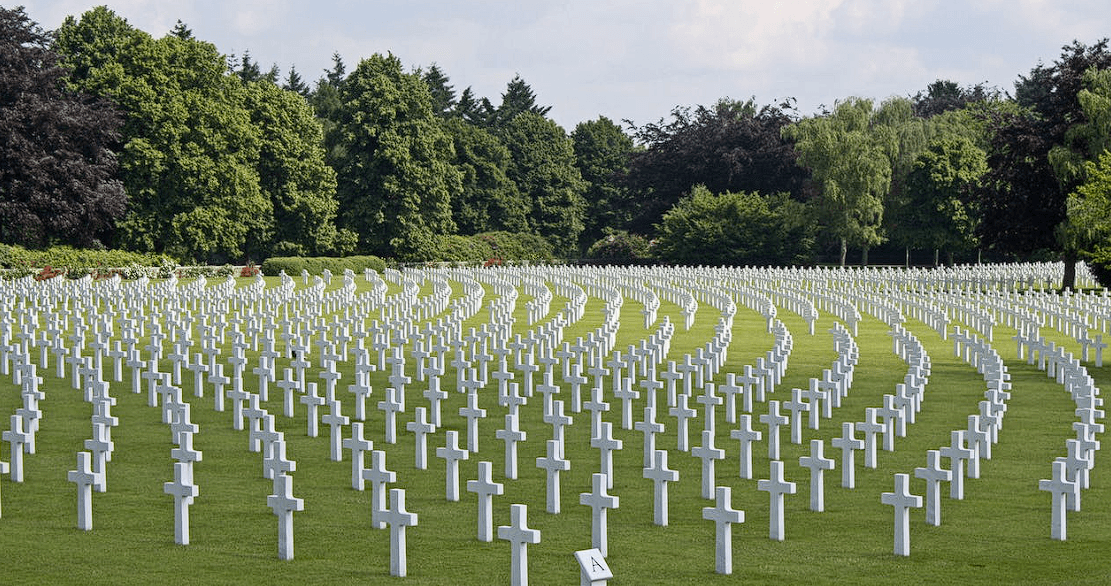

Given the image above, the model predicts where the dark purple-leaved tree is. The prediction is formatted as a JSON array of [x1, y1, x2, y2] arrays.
[[0, 6, 125, 248]]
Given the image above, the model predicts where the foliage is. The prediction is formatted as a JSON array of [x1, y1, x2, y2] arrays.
[[55, 7, 344, 264], [245, 80, 349, 257], [911, 79, 1003, 118], [572, 116, 636, 247], [260, 255, 386, 276], [57, 8, 270, 263], [891, 136, 988, 259], [427, 234, 496, 263], [980, 39, 1111, 286], [0, 242, 174, 269], [332, 53, 461, 260], [782, 98, 893, 264], [625, 98, 809, 235], [500, 112, 587, 256], [0, 6, 127, 248], [420, 63, 456, 118], [654, 186, 815, 266], [442, 118, 528, 234], [472, 231, 554, 261], [1068, 150, 1111, 286], [584, 230, 653, 263]]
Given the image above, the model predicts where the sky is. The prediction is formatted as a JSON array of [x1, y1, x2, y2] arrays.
[[21, 0, 1111, 130]]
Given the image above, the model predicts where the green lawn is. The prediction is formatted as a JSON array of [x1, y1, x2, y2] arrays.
[[0, 270, 1107, 585]]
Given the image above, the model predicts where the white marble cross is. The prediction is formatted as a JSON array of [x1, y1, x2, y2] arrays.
[[757, 460, 796, 541], [798, 439, 834, 512], [591, 421, 622, 489], [267, 473, 304, 560], [730, 414, 761, 480], [364, 450, 396, 530], [496, 413, 526, 480], [498, 504, 541, 586], [459, 391, 486, 453], [638, 448, 678, 527], [831, 422, 864, 489], [702, 485, 744, 575], [856, 408, 883, 469], [163, 461, 198, 545], [67, 451, 102, 531], [436, 430, 469, 502], [536, 439, 570, 513], [940, 430, 973, 500], [580, 472, 619, 557], [1039, 459, 1077, 540], [881, 473, 922, 556], [914, 449, 950, 526], [692, 429, 725, 500], [669, 393, 696, 452], [467, 460, 504, 542], [342, 422, 374, 490], [760, 400, 788, 460], [384, 488, 419, 577]]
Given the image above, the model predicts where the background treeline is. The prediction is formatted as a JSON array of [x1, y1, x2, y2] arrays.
[[3, 6, 1111, 287]]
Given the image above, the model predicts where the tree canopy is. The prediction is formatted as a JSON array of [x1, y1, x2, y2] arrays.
[[624, 99, 808, 234], [0, 6, 126, 248]]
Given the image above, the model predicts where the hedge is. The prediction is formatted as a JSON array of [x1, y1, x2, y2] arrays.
[[0, 244, 176, 271], [260, 255, 386, 276]]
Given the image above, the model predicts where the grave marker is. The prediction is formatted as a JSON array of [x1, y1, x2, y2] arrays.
[[467, 461, 504, 542], [881, 473, 922, 557], [498, 504, 541, 586], [702, 485, 745, 575], [580, 473, 619, 557]]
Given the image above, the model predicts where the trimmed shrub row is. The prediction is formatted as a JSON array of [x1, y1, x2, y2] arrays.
[[0, 244, 176, 271], [260, 255, 386, 276]]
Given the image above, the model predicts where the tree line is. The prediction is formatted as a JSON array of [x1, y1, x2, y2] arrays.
[[2, 6, 1111, 287]]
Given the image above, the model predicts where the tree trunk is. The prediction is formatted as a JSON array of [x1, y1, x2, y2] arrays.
[[861, 246, 869, 266], [934, 248, 939, 267], [947, 251, 954, 266], [1062, 249, 1078, 291], [839, 238, 847, 267], [905, 247, 910, 268]]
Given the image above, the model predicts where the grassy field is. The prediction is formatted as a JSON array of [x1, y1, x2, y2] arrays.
[[0, 270, 1107, 585]]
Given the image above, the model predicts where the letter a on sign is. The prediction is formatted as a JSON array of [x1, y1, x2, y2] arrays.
[[574, 548, 613, 585]]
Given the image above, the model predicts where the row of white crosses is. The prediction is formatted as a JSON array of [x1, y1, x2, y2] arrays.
[[0, 261, 1103, 580], [1030, 332, 1103, 541]]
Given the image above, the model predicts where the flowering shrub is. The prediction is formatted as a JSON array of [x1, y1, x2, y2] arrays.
[[240, 262, 260, 277], [34, 265, 64, 280]]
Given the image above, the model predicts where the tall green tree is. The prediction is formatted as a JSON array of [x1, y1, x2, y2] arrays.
[[1061, 68, 1111, 282], [1067, 150, 1111, 285], [493, 74, 551, 126], [455, 86, 493, 126], [782, 98, 893, 265], [283, 65, 310, 97], [57, 7, 273, 262], [421, 63, 456, 118], [980, 39, 1111, 288], [442, 118, 528, 234], [571, 116, 635, 246], [894, 135, 988, 264], [0, 6, 126, 248], [501, 112, 586, 255], [333, 53, 461, 259], [245, 80, 352, 256], [625, 99, 809, 235], [912, 80, 1002, 118]]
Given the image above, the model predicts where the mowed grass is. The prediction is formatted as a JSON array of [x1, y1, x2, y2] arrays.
[[0, 271, 1107, 585]]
